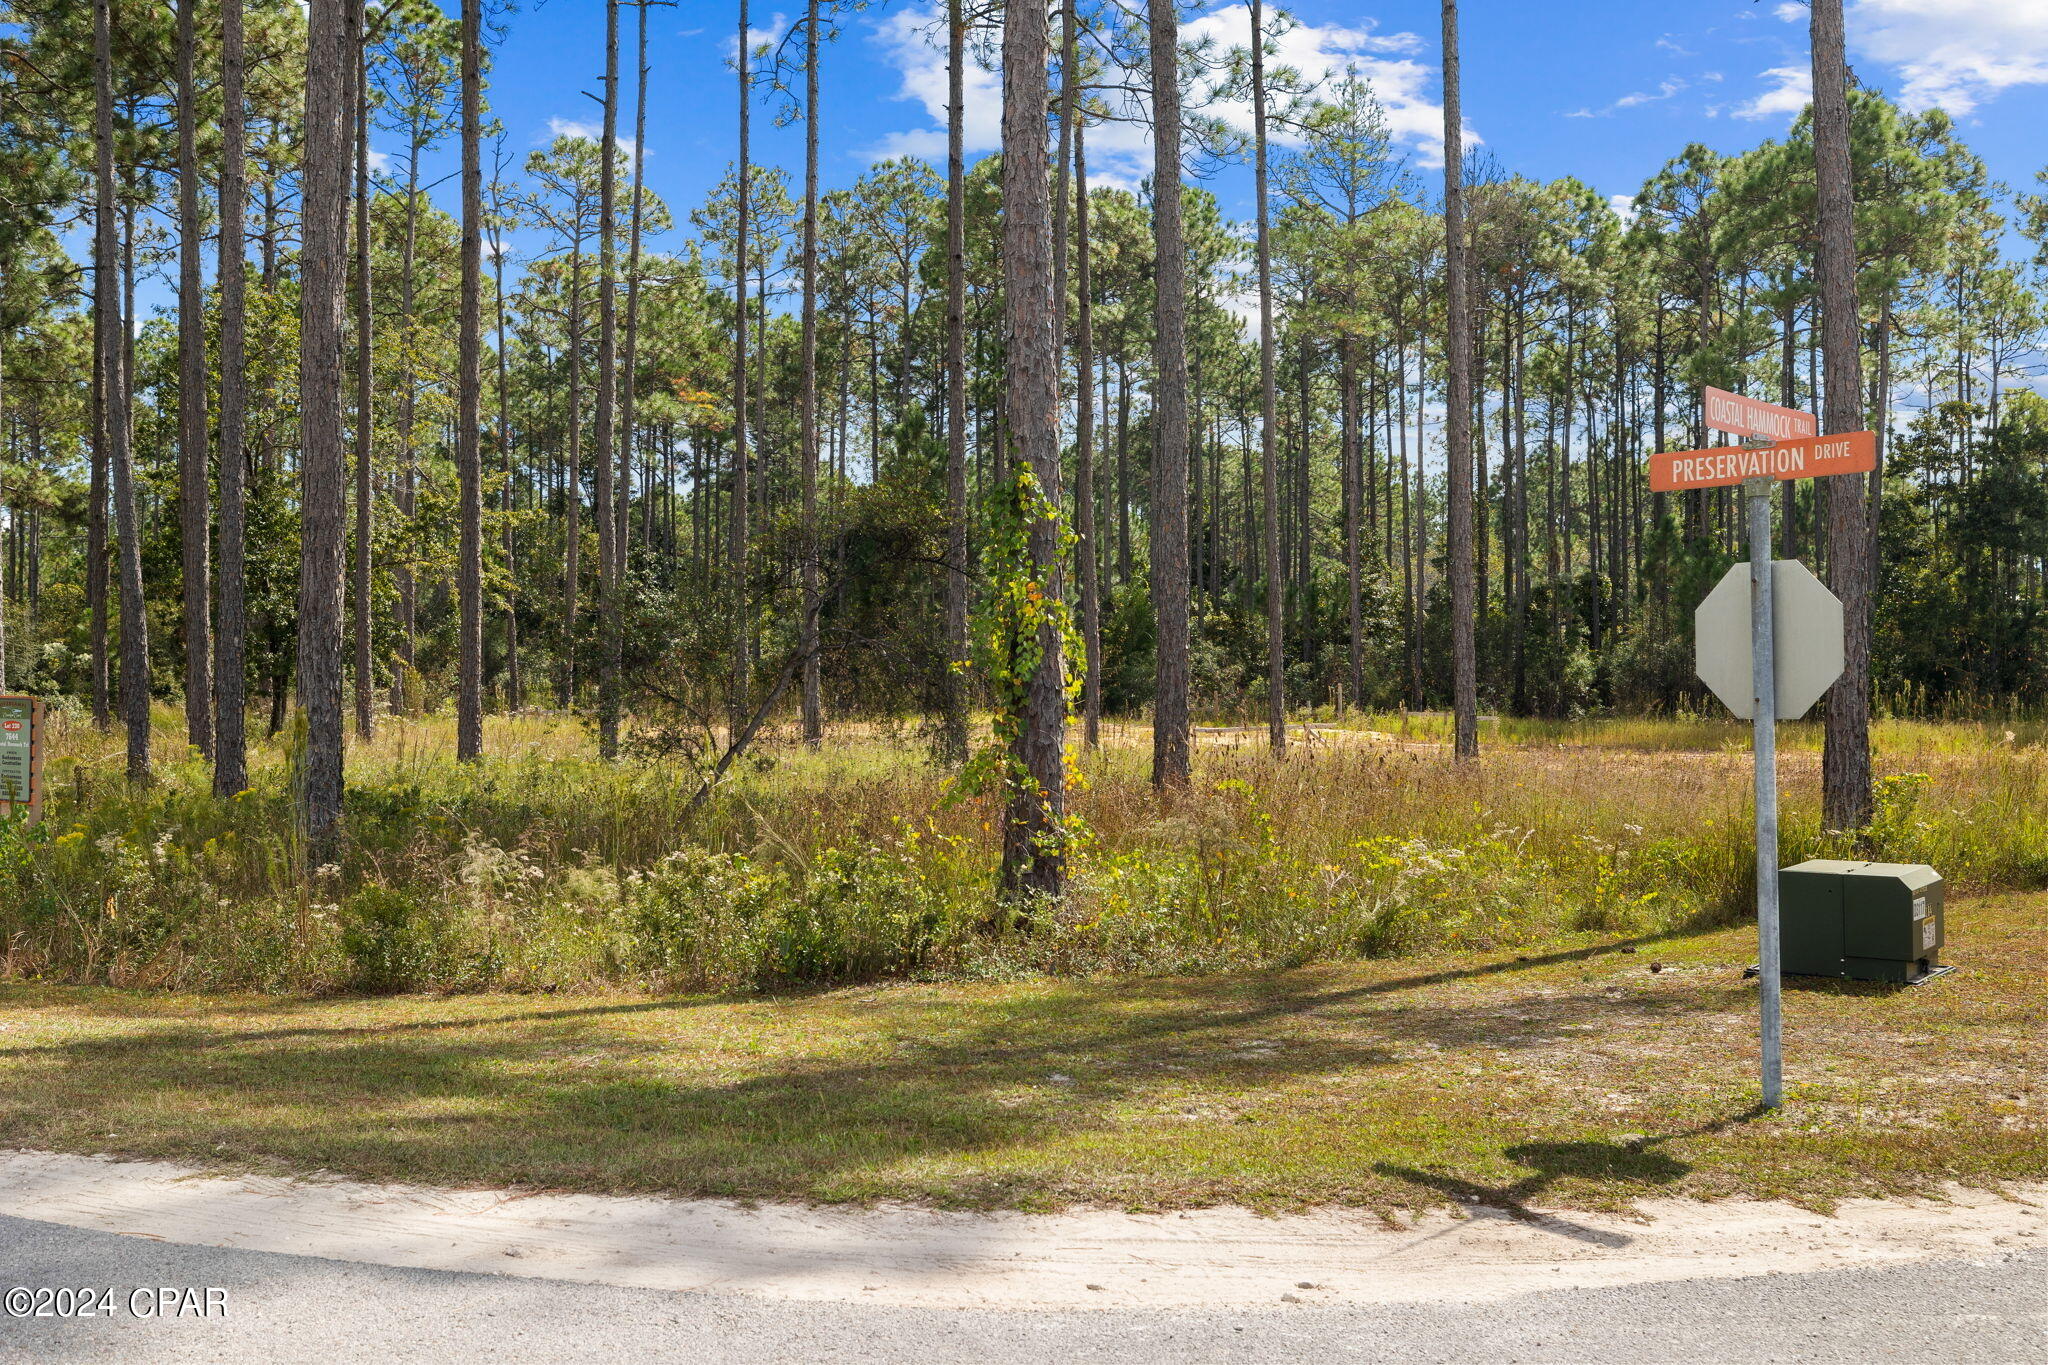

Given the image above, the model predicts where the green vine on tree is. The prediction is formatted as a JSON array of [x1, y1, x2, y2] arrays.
[[952, 465, 1089, 878]]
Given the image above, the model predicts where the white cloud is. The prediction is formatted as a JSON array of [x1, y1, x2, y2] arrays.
[[867, 6, 1002, 161], [1733, 64, 1811, 120], [1565, 77, 1686, 119], [1181, 7, 1460, 167], [1614, 79, 1685, 109], [366, 148, 392, 174], [1852, 0, 2048, 116], [867, 3, 1463, 177], [724, 12, 790, 64], [1735, 2, 2048, 122], [542, 117, 644, 166], [1608, 192, 1637, 223]]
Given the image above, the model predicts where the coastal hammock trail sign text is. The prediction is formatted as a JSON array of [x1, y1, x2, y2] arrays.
[[1702, 386, 1817, 442]]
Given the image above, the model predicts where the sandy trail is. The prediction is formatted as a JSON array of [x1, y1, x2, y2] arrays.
[[1, 1150, 2040, 1311]]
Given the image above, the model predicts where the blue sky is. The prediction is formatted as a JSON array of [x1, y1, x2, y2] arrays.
[[469, 0, 2048, 254]]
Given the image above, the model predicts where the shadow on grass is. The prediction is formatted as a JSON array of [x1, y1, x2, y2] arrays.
[[0, 936, 1751, 1210], [2, 993, 1405, 1202], [1285, 931, 1679, 1001], [0, 923, 1702, 1060], [1373, 1107, 1766, 1246], [0, 998, 717, 1056]]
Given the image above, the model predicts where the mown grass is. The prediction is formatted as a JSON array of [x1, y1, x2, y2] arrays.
[[0, 889, 2038, 1213], [6, 704, 2048, 993]]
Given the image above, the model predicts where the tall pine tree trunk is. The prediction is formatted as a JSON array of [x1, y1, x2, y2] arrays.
[[1052, 0, 1075, 350], [456, 0, 484, 763], [937, 0, 971, 765], [1250, 0, 1284, 754], [299, 0, 356, 852], [1812, 0, 1871, 830], [176, 0, 212, 758], [1342, 335, 1361, 708], [393, 143, 420, 712], [730, 0, 752, 735], [561, 256, 583, 707], [1076, 118, 1101, 749], [595, 0, 621, 758], [1442, 0, 1479, 760], [89, 324, 109, 733], [352, 8, 374, 740], [96, 0, 149, 783], [213, 0, 250, 797], [620, 0, 650, 575], [998, 0, 1066, 900], [798, 0, 823, 748], [495, 202, 520, 711], [1147, 0, 1191, 788]]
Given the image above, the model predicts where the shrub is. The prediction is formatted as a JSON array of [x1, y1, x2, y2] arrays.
[[767, 841, 959, 983], [338, 885, 443, 993], [626, 849, 781, 990]]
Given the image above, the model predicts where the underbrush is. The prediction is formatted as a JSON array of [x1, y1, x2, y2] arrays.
[[0, 707, 2033, 994]]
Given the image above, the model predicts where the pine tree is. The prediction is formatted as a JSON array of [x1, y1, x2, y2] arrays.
[[213, 0, 251, 798], [175, 0, 212, 760], [456, 0, 485, 763], [1148, 0, 1191, 789], [1442, 0, 1479, 760], [798, 0, 824, 749], [595, 0, 622, 758], [299, 0, 357, 851], [937, 0, 971, 765], [1812, 0, 1872, 829], [1249, 0, 1284, 754], [999, 0, 1068, 899]]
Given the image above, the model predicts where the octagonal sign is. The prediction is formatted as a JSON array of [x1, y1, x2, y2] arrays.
[[1695, 560, 1844, 720]]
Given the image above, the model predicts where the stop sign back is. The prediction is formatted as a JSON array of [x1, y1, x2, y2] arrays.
[[1695, 560, 1844, 719]]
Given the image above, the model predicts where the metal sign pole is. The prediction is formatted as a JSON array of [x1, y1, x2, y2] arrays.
[[1744, 474, 1782, 1109]]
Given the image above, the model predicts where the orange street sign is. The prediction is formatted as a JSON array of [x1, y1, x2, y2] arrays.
[[1702, 386, 1817, 443], [1650, 431, 1876, 493]]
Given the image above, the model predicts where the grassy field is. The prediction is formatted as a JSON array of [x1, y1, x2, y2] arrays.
[[0, 887, 2038, 1213], [6, 705, 2048, 993], [2, 708, 2038, 1213]]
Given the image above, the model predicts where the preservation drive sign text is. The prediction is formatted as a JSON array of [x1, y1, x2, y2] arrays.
[[1651, 430, 1875, 493]]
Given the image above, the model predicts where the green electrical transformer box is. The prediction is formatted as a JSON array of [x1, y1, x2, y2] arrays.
[[1779, 860, 1945, 984]]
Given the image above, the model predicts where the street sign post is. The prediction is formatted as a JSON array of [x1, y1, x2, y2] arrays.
[[0, 696, 44, 826], [1743, 481, 1783, 1111], [1681, 399, 1848, 1111]]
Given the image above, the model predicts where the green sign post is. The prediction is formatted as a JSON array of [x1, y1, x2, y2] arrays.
[[0, 696, 44, 824]]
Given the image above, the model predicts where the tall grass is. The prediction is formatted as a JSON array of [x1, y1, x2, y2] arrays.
[[0, 703, 2036, 994]]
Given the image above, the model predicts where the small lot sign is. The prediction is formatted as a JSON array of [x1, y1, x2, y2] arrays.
[[0, 696, 44, 824]]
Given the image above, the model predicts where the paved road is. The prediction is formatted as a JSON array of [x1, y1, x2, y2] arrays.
[[1, 1212, 2042, 1363]]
